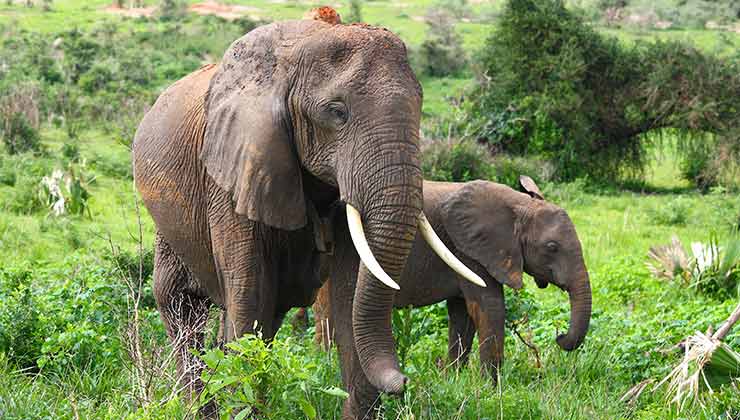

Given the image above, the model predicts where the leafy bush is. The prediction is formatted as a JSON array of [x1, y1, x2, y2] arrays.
[[346, 0, 363, 23], [489, 153, 554, 189], [0, 258, 128, 373], [648, 197, 691, 226], [198, 334, 347, 419], [464, 0, 740, 184], [0, 268, 44, 369], [681, 135, 740, 191], [1, 112, 40, 154], [0, 16, 253, 143], [421, 138, 492, 182], [418, 8, 467, 77], [393, 304, 448, 371], [691, 236, 740, 300], [0, 83, 42, 154], [158, 0, 186, 21], [0, 153, 52, 214], [540, 178, 596, 207]]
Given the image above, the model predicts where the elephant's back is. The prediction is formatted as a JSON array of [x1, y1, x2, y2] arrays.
[[132, 64, 220, 287], [133, 63, 217, 169]]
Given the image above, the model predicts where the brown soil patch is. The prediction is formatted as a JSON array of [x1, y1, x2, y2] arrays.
[[189, 1, 261, 20], [103, 4, 156, 18]]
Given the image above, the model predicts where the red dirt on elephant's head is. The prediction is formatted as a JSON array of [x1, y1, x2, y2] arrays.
[[303, 6, 342, 25]]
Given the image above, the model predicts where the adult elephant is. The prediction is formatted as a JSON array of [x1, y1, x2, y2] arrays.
[[312, 177, 592, 379], [132, 18, 482, 418]]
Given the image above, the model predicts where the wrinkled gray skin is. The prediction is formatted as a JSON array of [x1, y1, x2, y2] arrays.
[[132, 20, 423, 419], [314, 178, 592, 381]]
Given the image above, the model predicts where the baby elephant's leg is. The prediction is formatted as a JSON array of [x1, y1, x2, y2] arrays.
[[447, 297, 476, 367]]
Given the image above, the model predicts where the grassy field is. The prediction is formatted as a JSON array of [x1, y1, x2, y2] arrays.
[[1, 1, 739, 419]]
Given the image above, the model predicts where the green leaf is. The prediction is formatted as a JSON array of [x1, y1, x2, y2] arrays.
[[233, 407, 252, 420], [207, 375, 240, 393], [298, 398, 317, 419], [321, 386, 349, 399], [241, 382, 254, 402]]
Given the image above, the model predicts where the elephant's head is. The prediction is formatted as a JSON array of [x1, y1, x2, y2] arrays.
[[441, 177, 591, 351], [201, 20, 482, 393]]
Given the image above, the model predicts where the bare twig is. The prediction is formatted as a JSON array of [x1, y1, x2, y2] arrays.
[[511, 322, 542, 369]]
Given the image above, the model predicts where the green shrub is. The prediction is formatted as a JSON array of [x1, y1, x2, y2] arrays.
[[464, 0, 740, 184], [489, 153, 554, 189], [0, 258, 128, 373], [691, 235, 740, 300], [421, 138, 492, 182], [0, 268, 44, 369], [648, 197, 691, 226], [198, 334, 347, 419], [158, 0, 186, 21], [0, 154, 53, 214], [346, 0, 363, 23], [505, 287, 540, 330], [61, 140, 80, 163], [78, 59, 117, 94], [1, 112, 40, 155], [393, 303, 448, 371], [418, 8, 467, 77], [540, 177, 596, 207]]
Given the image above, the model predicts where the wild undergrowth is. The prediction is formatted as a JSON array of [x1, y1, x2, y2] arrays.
[[1, 1, 740, 419]]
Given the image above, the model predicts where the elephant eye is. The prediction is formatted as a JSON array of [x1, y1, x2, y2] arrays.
[[546, 241, 559, 253], [325, 101, 348, 126]]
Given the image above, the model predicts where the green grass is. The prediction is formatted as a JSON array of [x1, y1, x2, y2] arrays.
[[0, 0, 492, 50], [1, 1, 740, 419], [1, 124, 738, 419], [599, 26, 740, 57]]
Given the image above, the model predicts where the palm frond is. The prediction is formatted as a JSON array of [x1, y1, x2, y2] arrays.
[[646, 235, 690, 280]]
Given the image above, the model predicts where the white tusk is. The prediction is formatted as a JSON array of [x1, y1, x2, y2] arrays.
[[417, 212, 487, 288], [346, 204, 401, 290]]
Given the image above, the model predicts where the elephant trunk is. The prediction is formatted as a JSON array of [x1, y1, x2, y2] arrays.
[[556, 270, 591, 351], [340, 130, 422, 394], [352, 205, 420, 393]]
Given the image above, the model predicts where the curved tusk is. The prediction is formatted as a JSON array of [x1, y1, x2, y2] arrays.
[[417, 212, 487, 288], [346, 204, 401, 290]]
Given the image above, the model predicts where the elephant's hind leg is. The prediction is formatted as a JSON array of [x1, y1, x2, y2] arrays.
[[447, 297, 476, 368], [153, 234, 213, 413]]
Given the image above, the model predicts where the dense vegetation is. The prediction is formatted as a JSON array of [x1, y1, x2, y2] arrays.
[[1, 1, 739, 419], [463, 0, 740, 186]]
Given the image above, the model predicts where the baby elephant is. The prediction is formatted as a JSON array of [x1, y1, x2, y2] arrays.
[[312, 176, 592, 379]]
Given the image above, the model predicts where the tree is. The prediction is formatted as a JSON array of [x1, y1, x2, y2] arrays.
[[464, 0, 740, 185], [419, 8, 467, 77]]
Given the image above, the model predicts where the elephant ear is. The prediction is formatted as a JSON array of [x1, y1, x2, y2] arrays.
[[519, 175, 544, 200], [441, 181, 524, 289], [202, 23, 306, 230]]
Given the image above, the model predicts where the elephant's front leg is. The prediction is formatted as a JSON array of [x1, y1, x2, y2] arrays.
[[464, 282, 505, 383], [210, 210, 279, 343]]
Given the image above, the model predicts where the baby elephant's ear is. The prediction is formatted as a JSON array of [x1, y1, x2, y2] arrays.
[[201, 23, 306, 230], [442, 181, 524, 289], [519, 175, 544, 200]]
